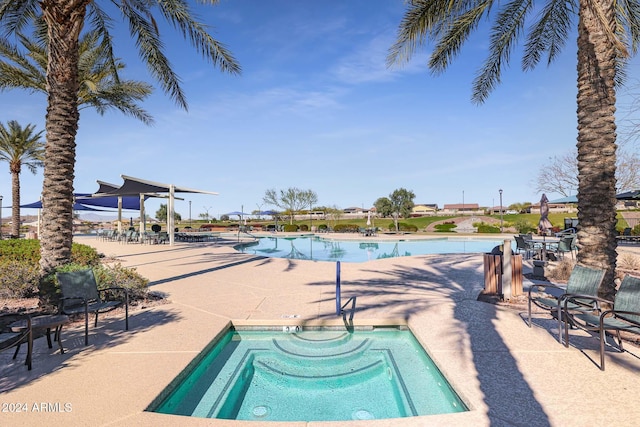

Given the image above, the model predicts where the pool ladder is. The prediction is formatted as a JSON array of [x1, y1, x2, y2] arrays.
[[336, 261, 357, 330]]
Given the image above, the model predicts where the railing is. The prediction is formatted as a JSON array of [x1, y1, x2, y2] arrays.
[[336, 261, 357, 330]]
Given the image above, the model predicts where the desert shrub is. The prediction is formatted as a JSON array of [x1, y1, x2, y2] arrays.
[[0, 239, 100, 266], [474, 222, 500, 233], [434, 223, 457, 232], [513, 219, 536, 234], [283, 224, 299, 232], [546, 259, 576, 282], [317, 224, 328, 231], [633, 224, 640, 235], [0, 260, 40, 298], [299, 224, 309, 231], [0, 239, 40, 263]]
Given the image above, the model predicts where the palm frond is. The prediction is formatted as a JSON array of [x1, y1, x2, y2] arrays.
[[472, 0, 534, 104], [157, 0, 240, 74], [429, 2, 492, 74], [120, 0, 188, 110], [523, 0, 575, 70], [0, 0, 39, 36]]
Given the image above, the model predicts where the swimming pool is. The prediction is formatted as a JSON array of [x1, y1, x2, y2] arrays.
[[149, 327, 467, 421], [236, 236, 508, 262]]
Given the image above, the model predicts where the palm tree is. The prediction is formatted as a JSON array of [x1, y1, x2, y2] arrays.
[[0, 120, 44, 238], [0, 1, 240, 274], [388, 0, 640, 300], [0, 28, 154, 124]]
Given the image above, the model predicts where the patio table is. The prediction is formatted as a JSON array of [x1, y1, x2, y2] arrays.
[[10, 314, 70, 355]]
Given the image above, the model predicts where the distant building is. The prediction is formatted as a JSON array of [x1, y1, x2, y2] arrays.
[[411, 203, 438, 216], [441, 203, 483, 216]]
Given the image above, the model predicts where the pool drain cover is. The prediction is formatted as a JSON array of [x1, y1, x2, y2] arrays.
[[252, 405, 270, 418], [352, 409, 374, 420]]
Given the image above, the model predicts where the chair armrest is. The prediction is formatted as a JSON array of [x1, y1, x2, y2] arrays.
[[602, 310, 640, 326], [528, 283, 565, 298], [563, 294, 611, 310]]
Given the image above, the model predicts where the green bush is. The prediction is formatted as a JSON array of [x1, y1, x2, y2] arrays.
[[475, 222, 500, 233], [0, 239, 100, 266], [513, 219, 536, 234], [334, 224, 359, 232], [283, 224, 299, 232], [299, 224, 309, 231], [434, 223, 457, 232], [387, 222, 418, 232], [632, 224, 640, 236], [317, 224, 328, 231]]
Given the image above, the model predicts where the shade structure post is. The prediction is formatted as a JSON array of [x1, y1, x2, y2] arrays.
[[169, 185, 175, 246], [139, 193, 145, 241], [117, 197, 122, 233]]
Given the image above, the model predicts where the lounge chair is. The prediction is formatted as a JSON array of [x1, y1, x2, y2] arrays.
[[56, 269, 129, 346], [0, 316, 32, 370], [527, 264, 605, 342], [563, 274, 640, 370]]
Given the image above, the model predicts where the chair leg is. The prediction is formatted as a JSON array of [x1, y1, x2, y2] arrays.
[[600, 328, 606, 371], [84, 303, 90, 346]]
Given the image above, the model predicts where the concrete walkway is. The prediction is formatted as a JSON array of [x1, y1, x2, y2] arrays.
[[1, 234, 639, 426]]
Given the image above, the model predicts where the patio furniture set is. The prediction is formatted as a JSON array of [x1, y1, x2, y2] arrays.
[[1, 269, 129, 370], [528, 264, 640, 370]]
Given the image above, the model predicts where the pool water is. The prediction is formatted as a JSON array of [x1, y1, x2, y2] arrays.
[[150, 328, 468, 422], [236, 236, 507, 262]]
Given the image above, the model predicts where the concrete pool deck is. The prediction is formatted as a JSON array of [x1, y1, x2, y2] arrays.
[[1, 233, 639, 426]]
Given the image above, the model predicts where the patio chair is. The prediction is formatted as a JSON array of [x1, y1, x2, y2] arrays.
[[549, 235, 575, 260], [56, 269, 129, 346], [0, 316, 32, 370], [562, 274, 640, 370], [527, 264, 605, 342], [514, 235, 536, 259]]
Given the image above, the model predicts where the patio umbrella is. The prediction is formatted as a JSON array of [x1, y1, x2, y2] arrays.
[[538, 194, 552, 236], [366, 210, 371, 226]]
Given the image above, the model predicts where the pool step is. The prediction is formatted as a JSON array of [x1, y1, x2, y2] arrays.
[[252, 352, 389, 388], [270, 335, 372, 366]]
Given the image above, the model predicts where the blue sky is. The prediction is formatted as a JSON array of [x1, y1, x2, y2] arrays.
[[1, 0, 639, 220]]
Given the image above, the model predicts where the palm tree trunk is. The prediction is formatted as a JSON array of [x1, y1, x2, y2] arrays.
[[575, 0, 618, 301], [38, 2, 86, 274], [11, 169, 20, 238]]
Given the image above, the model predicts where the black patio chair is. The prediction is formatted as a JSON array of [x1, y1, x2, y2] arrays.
[[56, 269, 129, 346]]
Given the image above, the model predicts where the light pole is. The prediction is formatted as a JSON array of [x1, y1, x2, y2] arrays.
[[189, 200, 192, 227], [0, 194, 3, 239], [499, 189, 503, 233]]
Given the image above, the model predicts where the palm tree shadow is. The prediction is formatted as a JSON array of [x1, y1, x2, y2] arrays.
[[306, 254, 551, 425]]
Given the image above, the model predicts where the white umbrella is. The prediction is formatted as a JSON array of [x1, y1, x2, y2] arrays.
[[366, 211, 371, 226]]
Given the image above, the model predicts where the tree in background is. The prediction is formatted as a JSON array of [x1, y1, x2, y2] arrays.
[[375, 188, 416, 232], [0, 1, 240, 274], [388, 0, 640, 299], [534, 146, 640, 197], [263, 188, 318, 225], [0, 120, 44, 238], [156, 204, 182, 223]]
